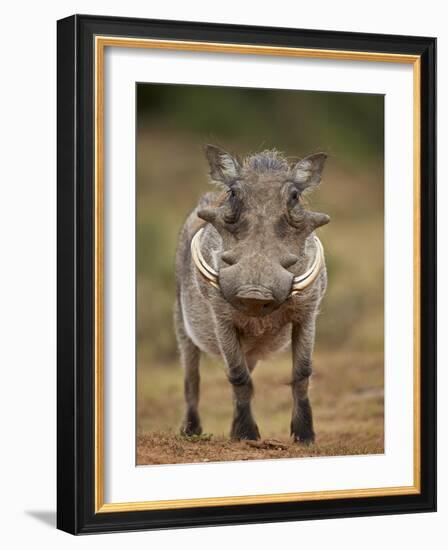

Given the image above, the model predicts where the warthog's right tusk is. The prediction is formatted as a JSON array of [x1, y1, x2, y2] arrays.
[[190, 228, 220, 289]]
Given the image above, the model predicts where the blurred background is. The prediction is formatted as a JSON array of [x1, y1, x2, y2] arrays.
[[136, 84, 384, 463]]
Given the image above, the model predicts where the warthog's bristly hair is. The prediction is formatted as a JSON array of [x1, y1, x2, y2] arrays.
[[242, 149, 289, 174]]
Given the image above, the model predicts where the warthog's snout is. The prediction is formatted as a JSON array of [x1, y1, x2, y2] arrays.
[[234, 286, 277, 317], [219, 256, 294, 317]]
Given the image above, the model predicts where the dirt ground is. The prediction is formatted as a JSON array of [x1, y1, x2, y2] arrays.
[[137, 350, 384, 465]]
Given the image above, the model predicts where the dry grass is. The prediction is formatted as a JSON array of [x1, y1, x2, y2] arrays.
[[137, 350, 384, 465]]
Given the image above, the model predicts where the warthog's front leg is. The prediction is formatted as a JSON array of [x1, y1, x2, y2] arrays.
[[215, 320, 260, 441], [291, 318, 316, 444]]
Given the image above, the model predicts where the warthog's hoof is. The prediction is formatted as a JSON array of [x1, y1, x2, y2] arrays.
[[231, 418, 260, 441], [290, 401, 315, 444], [180, 413, 202, 437], [292, 433, 315, 445], [290, 418, 315, 445]]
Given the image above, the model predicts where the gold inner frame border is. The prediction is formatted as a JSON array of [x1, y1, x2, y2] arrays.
[[94, 36, 421, 513]]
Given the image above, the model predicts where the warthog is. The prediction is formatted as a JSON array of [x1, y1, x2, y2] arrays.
[[175, 145, 329, 442]]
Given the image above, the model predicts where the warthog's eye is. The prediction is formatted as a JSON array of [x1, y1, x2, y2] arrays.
[[289, 189, 299, 202], [223, 186, 242, 225], [285, 186, 301, 212], [285, 186, 307, 230]]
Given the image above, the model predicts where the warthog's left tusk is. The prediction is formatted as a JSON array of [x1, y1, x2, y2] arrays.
[[290, 235, 324, 294], [191, 227, 324, 295]]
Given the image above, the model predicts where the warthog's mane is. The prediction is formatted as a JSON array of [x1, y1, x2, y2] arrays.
[[242, 149, 290, 174]]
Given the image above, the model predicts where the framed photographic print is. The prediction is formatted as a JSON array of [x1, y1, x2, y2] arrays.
[[57, 14, 436, 534]]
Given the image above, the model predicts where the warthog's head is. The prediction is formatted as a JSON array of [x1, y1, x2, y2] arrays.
[[198, 145, 330, 317]]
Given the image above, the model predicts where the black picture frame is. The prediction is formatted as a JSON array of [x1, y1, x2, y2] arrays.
[[57, 14, 436, 534]]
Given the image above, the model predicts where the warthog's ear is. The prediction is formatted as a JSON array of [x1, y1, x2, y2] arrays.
[[204, 144, 240, 186], [291, 152, 328, 191]]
